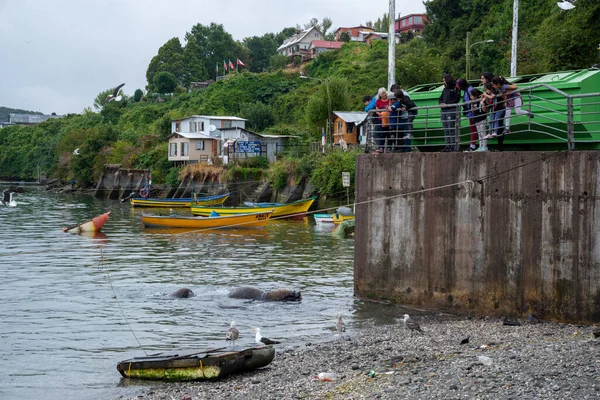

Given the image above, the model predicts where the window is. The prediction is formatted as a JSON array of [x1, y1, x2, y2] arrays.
[[221, 120, 232, 128], [198, 121, 204, 132], [346, 122, 354, 134], [314, 32, 319, 37], [175, 122, 181, 132], [196, 140, 205, 151], [414, 16, 422, 24], [409, 17, 413, 24], [169, 143, 177, 156], [181, 142, 189, 156], [337, 121, 343, 134], [189, 121, 194, 132]]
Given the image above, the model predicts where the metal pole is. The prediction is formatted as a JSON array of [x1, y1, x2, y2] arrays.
[[567, 96, 575, 150], [465, 32, 471, 81], [388, 0, 396, 89], [326, 80, 332, 145], [511, 0, 518, 77]]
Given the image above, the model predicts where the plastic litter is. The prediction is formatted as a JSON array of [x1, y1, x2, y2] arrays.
[[478, 355, 492, 366], [315, 372, 337, 382], [368, 370, 376, 378]]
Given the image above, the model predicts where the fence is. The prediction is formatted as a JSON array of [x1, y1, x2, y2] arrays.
[[364, 83, 600, 153]]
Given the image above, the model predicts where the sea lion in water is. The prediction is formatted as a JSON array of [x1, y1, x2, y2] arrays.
[[228, 286, 301, 302], [169, 288, 195, 298]]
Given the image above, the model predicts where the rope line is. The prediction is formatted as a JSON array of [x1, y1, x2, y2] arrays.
[[97, 248, 148, 355]]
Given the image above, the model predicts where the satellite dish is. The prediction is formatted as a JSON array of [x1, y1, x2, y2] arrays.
[[557, 1, 575, 10], [209, 124, 217, 132]]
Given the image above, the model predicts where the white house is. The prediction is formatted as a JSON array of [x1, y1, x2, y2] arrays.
[[168, 115, 247, 163], [277, 27, 322, 58]]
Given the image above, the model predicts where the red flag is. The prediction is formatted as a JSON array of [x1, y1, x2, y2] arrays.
[[228, 59, 235, 69], [236, 58, 245, 67], [223, 60, 228, 72]]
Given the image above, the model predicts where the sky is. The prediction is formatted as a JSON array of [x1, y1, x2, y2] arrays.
[[0, 0, 426, 115]]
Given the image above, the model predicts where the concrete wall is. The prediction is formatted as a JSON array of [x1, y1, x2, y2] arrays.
[[354, 151, 600, 322]]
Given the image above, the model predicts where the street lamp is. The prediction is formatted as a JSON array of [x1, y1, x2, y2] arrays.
[[300, 73, 332, 146], [465, 32, 494, 80]]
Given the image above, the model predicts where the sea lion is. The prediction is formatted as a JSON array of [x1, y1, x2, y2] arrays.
[[169, 287, 195, 298], [228, 286, 301, 302]]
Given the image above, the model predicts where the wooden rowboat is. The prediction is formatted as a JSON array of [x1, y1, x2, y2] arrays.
[[141, 210, 273, 229], [314, 213, 355, 224], [116, 346, 275, 381], [191, 197, 316, 220], [62, 212, 110, 233], [130, 192, 230, 208]]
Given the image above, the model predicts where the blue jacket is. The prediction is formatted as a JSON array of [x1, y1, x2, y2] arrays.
[[364, 97, 377, 112]]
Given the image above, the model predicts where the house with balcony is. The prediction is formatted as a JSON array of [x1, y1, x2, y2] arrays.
[[308, 40, 343, 58], [167, 115, 246, 164], [363, 32, 402, 46], [277, 27, 322, 62], [395, 14, 428, 33], [333, 26, 375, 42]]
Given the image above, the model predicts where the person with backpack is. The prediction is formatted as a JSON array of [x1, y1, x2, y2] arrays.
[[457, 78, 478, 152]]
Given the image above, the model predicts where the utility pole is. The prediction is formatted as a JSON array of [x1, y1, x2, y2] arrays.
[[388, 0, 395, 89], [511, 0, 518, 77], [465, 31, 471, 81]]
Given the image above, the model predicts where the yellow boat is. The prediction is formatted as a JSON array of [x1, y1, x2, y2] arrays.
[[130, 192, 229, 208], [190, 197, 316, 220], [141, 210, 273, 229], [314, 213, 355, 224]]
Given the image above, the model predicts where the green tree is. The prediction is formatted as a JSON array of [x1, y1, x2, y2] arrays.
[[244, 33, 279, 73], [182, 35, 209, 85], [146, 37, 185, 92], [269, 54, 289, 71], [133, 89, 143, 102], [340, 31, 351, 43], [239, 102, 275, 131], [153, 71, 178, 94], [185, 23, 239, 80], [304, 77, 351, 139]]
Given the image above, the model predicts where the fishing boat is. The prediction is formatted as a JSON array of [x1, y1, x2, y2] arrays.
[[190, 197, 316, 220], [62, 212, 110, 233], [130, 192, 230, 208], [141, 210, 273, 229], [116, 346, 275, 381], [313, 213, 355, 224]]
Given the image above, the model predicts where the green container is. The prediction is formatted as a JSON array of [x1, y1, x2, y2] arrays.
[[405, 69, 600, 150]]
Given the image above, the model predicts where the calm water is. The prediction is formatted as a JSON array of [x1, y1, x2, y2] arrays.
[[0, 187, 391, 399]]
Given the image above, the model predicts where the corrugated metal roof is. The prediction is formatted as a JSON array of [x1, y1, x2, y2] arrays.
[[166, 132, 215, 140], [333, 111, 368, 124], [310, 40, 343, 49], [173, 115, 247, 122]]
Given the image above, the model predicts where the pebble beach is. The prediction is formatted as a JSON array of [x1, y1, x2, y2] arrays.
[[119, 315, 600, 400]]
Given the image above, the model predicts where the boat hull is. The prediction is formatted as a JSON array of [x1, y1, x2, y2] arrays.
[[63, 212, 110, 233], [141, 210, 273, 229], [314, 213, 355, 224], [191, 197, 315, 219], [130, 193, 229, 208], [116, 346, 275, 381]]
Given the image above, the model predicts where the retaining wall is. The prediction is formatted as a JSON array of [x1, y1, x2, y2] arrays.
[[354, 151, 600, 322]]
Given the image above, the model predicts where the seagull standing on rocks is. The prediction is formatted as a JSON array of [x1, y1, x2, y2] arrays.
[[403, 314, 423, 332], [336, 312, 346, 333], [252, 327, 280, 345], [226, 321, 239, 348]]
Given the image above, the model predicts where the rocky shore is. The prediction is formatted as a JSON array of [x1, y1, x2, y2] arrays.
[[120, 316, 600, 400]]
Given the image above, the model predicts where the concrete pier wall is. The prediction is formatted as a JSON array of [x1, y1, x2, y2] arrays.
[[354, 151, 600, 322]]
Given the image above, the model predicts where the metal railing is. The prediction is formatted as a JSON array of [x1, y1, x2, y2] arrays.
[[364, 84, 600, 153]]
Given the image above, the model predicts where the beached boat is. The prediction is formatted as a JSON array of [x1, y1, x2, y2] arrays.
[[313, 213, 355, 224], [62, 212, 110, 233], [141, 210, 273, 229], [130, 192, 229, 208], [116, 346, 275, 381], [190, 197, 316, 220]]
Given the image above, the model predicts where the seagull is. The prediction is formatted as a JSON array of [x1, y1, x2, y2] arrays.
[[226, 321, 239, 348], [106, 83, 125, 103], [557, 0, 576, 10], [252, 327, 280, 345], [336, 312, 346, 333], [2, 189, 16, 207], [403, 314, 423, 332], [73, 148, 80, 155]]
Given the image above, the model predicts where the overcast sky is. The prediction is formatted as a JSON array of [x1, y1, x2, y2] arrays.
[[0, 0, 426, 115]]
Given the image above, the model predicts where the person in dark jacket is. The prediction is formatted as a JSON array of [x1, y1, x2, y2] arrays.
[[438, 74, 461, 152], [457, 78, 478, 151]]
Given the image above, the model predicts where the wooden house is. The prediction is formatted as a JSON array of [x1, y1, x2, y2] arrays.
[[332, 111, 368, 145]]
